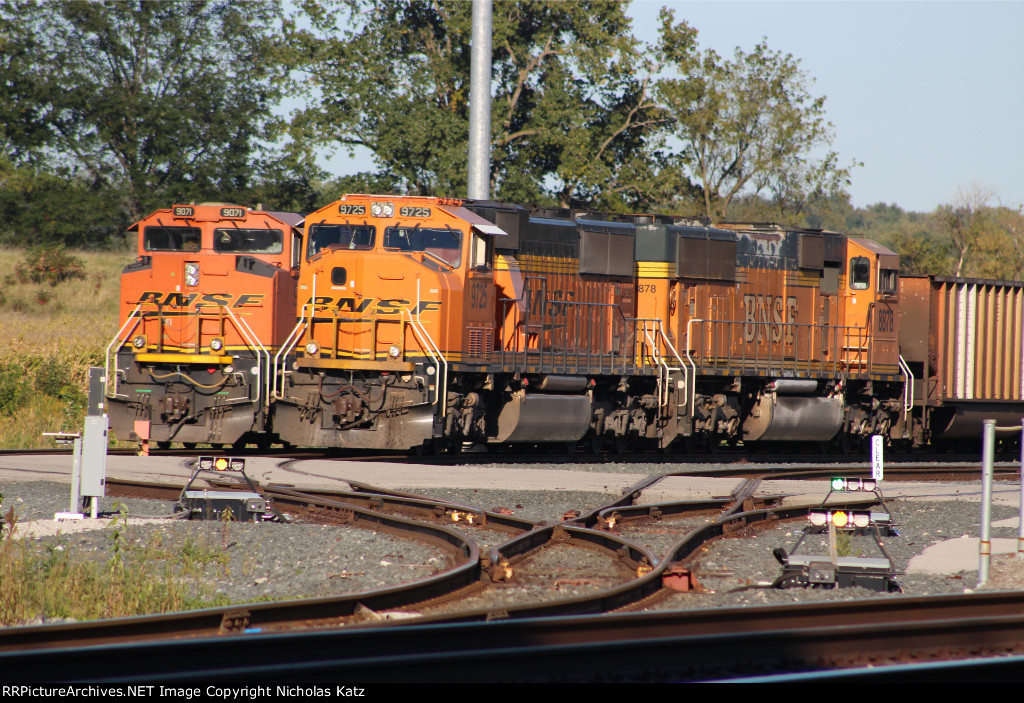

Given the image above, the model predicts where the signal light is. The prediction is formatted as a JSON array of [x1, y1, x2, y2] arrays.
[[830, 477, 877, 492], [807, 509, 874, 530], [196, 456, 245, 472]]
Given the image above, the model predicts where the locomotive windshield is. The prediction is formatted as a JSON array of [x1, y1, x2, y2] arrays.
[[307, 224, 375, 259], [213, 228, 283, 254], [143, 226, 201, 252], [384, 226, 462, 268]]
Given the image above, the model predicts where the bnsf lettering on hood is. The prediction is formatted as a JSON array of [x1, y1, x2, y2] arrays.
[[303, 296, 441, 316], [133, 292, 265, 307]]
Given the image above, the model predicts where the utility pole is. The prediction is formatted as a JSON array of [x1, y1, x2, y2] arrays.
[[467, 0, 492, 200]]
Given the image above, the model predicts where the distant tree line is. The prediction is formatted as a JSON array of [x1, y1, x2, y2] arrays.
[[1, 0, 1021, 279]]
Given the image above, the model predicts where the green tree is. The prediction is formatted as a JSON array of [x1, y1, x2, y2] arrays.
[[288, 0, 683, 210], [0, 0, 294, 225], [941, 182, 998, 277], [658, 23, 856, 223]]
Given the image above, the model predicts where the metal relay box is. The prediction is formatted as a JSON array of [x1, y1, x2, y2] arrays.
[[182, 489, 268, 522]]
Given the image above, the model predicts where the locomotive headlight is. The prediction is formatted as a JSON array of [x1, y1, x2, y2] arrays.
[[210, 337, 224, 352], [132, 335, 147, 349], [426, 366, 435, 376], [305, 341, 319, 356], [388, 345, 401, 358], [371, 201, 394, 218], [184, 262, 199, 287]]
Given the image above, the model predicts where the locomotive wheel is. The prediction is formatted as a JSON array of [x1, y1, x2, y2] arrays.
[[182, 442, 197, 450], [613, 435, 632, 454], [705, 433, 720, 454], [681, 435, 696, 454], [156, 441, 171, 450]]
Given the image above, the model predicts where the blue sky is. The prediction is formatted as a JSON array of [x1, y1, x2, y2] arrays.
[[629, 1, 1024, 212], [316, 1, 1024, 214]]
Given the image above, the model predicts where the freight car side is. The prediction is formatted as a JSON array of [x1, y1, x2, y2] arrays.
[[900, 274, 1024, 444]]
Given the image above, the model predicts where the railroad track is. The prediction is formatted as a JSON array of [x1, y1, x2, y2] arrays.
[[0, 470, 881, 646], [6, 591, 1024, 681], [0, 461, 1015, 679]]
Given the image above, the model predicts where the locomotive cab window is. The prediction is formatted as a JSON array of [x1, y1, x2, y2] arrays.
[[384, 227, 462, 268], [307, 224, 375, 259], [470, 229, 492, 269], [849, 256, 871, 291], [213, 228, 283, 254], [878, 268, 898, 295], [144, 226, 201, 252]]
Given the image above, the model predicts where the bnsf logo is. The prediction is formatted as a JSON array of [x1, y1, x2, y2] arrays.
[[743, 294, 798, 344], [304, 296, 441, 316], [133, 292, 265, 307]]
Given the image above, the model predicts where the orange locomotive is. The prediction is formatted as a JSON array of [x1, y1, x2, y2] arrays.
[[271, 195, 910, 452], [106, 203, 302, 448]]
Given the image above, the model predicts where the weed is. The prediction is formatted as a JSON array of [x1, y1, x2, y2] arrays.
[[107, 502, 132, 572], [834, 531, 860, 557]]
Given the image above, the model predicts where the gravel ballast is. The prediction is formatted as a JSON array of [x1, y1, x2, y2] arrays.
[[1, 476, 1022, 625]]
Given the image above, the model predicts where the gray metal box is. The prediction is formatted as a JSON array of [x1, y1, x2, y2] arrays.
[[81, 415, 108, 496]]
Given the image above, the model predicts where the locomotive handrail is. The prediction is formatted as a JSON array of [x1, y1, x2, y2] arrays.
[[221, 305, 271, 410], [274, 273, 317, 399], [636, 318, 686, 409], [105, 303, 144, 399], [106, 303, 271, 410], [898, 354, 914, 414], [404, 277, 447, 417], [684, 318, 704, 417], [273, 317, 308, 400], [498, 276, 634, 375]]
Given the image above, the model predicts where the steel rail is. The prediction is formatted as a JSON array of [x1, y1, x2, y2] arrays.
[[9, 591, 1024, 681], [0, 495, 482, 654]]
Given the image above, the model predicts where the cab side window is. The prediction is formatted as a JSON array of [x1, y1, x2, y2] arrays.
[[849, 256, 870, 291]]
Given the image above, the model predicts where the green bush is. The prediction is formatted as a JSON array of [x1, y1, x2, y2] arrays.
[[0, 367, 30, 416], [9, 246, 87, 287]]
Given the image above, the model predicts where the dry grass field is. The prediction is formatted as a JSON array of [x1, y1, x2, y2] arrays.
[[0, 246, 135, 448]]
